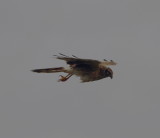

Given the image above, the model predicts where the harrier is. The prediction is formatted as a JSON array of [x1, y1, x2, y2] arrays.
[[32, 53, 117, 82]]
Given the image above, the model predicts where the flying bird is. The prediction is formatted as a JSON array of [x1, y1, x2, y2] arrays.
[[32, 53, 117, 82]]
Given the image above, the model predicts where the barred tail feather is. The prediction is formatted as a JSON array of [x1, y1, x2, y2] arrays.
[[32, 67, 64, 73]]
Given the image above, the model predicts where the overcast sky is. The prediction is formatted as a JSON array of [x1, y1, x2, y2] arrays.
[[0, 0, 160, 138]]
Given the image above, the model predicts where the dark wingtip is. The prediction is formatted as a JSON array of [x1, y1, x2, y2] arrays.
[[104, 59, 108, 61], [72, 55, 78, 58], [59, 53, 69, 57], [53, 53, 70, 58]]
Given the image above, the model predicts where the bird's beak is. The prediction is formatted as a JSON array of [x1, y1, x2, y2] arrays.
[[109, 71, 113, 79], [106, 67, 113, 79]]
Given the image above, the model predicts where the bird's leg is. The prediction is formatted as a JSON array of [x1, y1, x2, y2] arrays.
[[58, 74, 73, 82]]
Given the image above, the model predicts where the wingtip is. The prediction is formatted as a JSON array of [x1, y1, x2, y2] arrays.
[[111, 60, 117, 65], [101, 60, 117, 66]]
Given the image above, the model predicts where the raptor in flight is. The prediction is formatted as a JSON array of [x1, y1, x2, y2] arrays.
[[32, 53, 117, 82]]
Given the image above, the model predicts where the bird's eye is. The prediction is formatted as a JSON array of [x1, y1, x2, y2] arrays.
[[103, 69, 109, 76], [104, 69, 107, 73]]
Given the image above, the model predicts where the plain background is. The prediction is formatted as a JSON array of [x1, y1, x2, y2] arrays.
[[0, 0, 160, 138]]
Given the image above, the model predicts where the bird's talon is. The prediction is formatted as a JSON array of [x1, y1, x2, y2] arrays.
[[58, 75, 68, 82]]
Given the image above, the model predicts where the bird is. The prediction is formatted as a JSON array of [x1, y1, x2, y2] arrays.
[[32, 53, 117, 82]]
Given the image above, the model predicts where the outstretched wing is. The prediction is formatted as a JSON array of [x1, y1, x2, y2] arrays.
[[54, 53, 100, 72]]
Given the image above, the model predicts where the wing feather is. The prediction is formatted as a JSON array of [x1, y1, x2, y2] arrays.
[[53, 54, 100, 72]]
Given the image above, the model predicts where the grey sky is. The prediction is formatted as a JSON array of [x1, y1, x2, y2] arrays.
[[0, 0, 160, 138]]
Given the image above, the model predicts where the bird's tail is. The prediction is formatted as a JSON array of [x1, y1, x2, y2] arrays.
[[32, 67, 65, 73]]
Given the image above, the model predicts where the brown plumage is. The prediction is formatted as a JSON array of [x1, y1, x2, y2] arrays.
[[32, 53, 117, 82]]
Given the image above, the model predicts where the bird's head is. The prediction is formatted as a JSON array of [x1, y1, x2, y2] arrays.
[[104, 67, 113, 79]]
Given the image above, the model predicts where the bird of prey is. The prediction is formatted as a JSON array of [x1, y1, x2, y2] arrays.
[[32, 53, 117, 82]]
